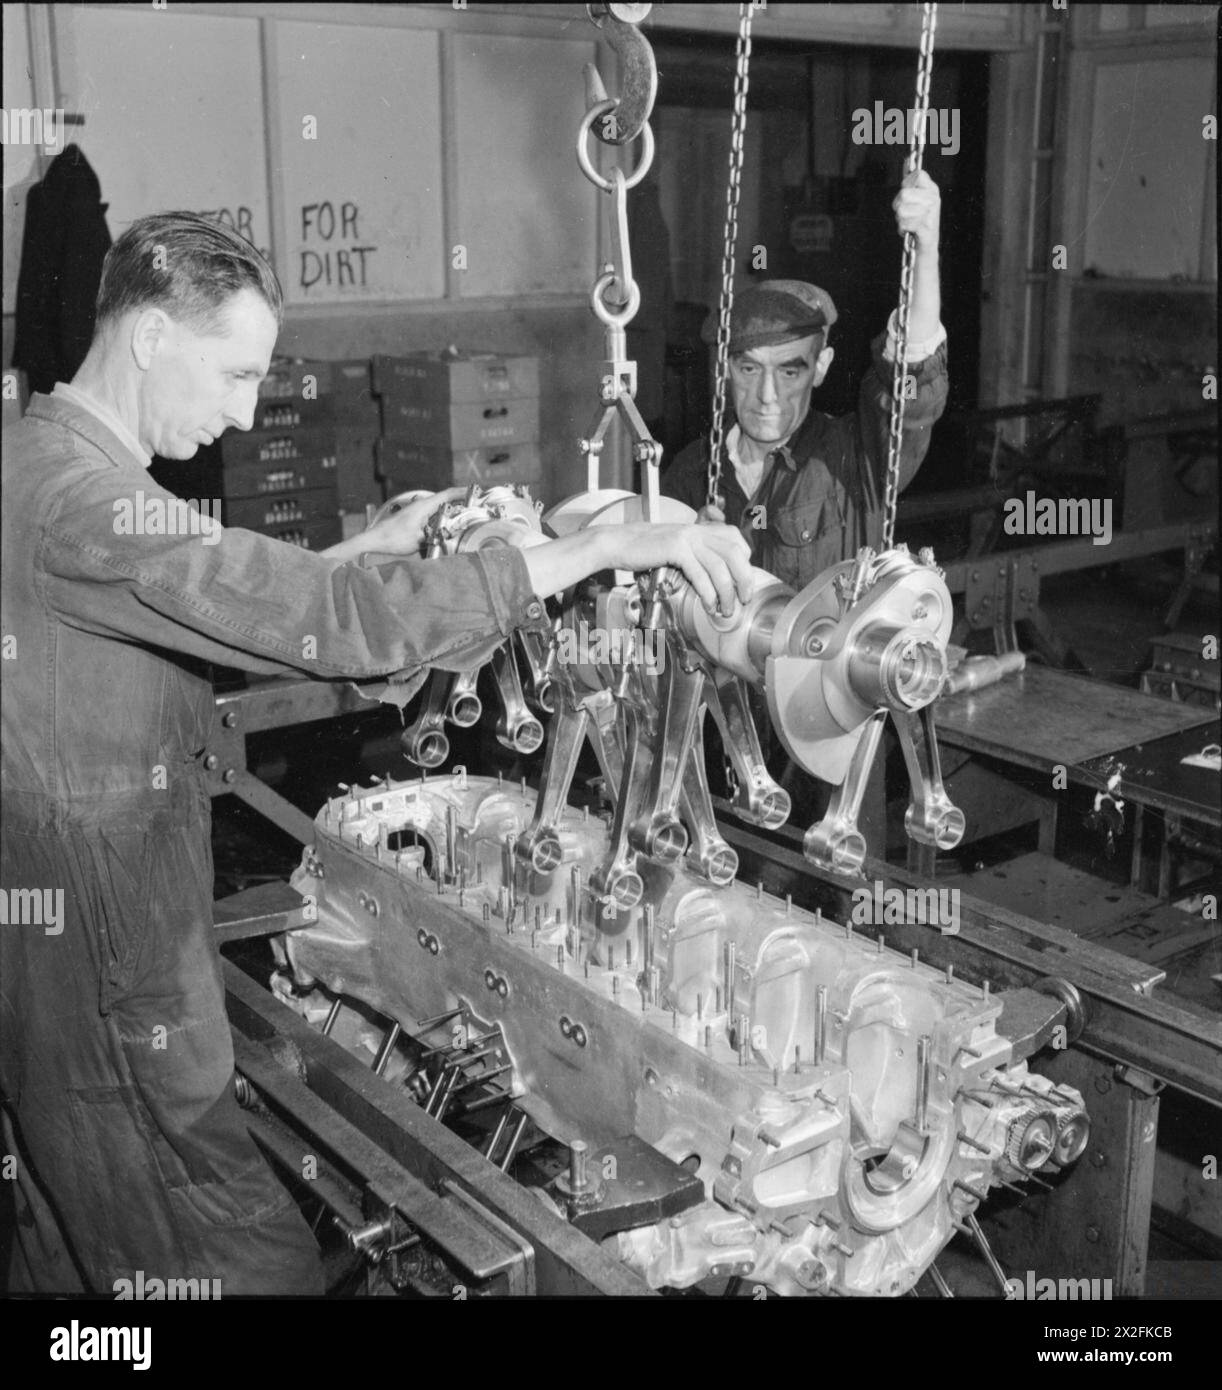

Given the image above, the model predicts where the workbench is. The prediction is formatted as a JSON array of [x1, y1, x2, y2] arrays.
[[934, 664, 1220, 897]]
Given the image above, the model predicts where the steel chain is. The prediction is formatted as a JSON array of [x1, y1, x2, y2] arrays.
[[706, 3, 755, 510], [881, 1, 938, 552]]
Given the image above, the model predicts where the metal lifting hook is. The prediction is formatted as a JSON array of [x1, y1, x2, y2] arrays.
[[585, 4, 657, 146], [574, 2, 663, 520]]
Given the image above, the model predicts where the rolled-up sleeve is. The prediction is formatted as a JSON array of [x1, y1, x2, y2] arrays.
[[38, 467, 549, 682], [858, 327, 949, 496]]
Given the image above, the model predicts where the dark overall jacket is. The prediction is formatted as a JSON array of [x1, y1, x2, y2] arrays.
[[661, 329, 948, 590], [0, 393, 548, 1292]]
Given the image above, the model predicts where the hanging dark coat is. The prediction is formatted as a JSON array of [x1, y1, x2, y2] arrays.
[[13, 144, 112, 395]]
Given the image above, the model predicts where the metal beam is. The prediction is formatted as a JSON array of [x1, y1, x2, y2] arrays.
[[223, 962, 652, 1297], [228, 769, 316, 846], [214, 880, 315, 944], [233, 1030, 534, 1291], [216, 678, 379, 733], [941, 521, 1216, 593], [204, 679, 387, 843]]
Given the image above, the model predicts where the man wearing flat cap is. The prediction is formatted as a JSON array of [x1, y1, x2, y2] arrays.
[[662, 171, 947, 593]]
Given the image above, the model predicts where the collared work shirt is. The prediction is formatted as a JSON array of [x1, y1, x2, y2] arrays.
[[52, 380, 152, 466], [662, 326, 948, 592]]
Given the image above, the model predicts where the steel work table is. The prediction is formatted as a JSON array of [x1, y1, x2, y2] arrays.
[[1079, 720, 1221, 896], [934, 664, 1219, 894], [935, 664, 1216, 772], [1078, 721, 1221, 829]]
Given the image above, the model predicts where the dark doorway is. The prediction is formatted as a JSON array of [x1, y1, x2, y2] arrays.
[[640, 32, 988, 467]]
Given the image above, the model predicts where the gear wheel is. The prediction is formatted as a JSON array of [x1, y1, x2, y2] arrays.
[[1051, 1107, 1091, 1167], [1006, 1110, 1057, 1172]]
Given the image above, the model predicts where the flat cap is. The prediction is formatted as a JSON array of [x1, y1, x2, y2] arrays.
[[703, 280, 838, 355]]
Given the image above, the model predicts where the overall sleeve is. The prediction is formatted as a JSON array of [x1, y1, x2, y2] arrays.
[[38, 466, 549, 683], [856, 318, 949, 507]]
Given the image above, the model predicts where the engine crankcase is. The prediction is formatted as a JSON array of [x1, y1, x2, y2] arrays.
[[285, 773, 1087, 1297]]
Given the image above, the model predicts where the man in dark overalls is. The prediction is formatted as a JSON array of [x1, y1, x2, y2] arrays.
[[662, 171, 948, 821]]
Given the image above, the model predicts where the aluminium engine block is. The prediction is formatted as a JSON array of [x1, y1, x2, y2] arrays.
[[282, 773, 1089, 1297]]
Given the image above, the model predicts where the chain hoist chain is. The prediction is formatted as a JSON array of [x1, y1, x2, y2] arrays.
[[706, 3, 755, 510], [881, 1, 937, 552]]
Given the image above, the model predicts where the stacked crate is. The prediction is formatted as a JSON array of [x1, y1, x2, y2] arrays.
[[329, 359, 385, 515], [184, 359, 342, 550], [373, 349, 541, 495]]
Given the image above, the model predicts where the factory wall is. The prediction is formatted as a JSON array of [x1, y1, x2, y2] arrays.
[[3, 0, 1030, 502], [1053, 6, 1216, 418], [1053, 6, 1217, 526], [1, 2, 619, 501], [3, 3, 1215, 512]]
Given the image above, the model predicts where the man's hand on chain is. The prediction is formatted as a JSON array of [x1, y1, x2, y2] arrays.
[[893, 170, 940, 252]]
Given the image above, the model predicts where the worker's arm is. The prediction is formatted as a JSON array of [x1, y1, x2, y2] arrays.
[[848, 170, 948, 503], [856, 334, 948, 500], [38, 466, 754, 682], [38, 466, 550, 681], [319, 488, 467, 564], [522, 522, 753, 617], [315, 481, 754, 613], [893, 169, 941, 345]]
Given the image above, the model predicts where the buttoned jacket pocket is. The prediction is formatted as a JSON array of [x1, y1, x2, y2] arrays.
[[760, 486, 850, 589], [770, 501, 833, 548]]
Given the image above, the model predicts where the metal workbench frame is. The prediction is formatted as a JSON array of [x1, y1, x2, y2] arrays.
[[939, 520, 1217, 662]]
